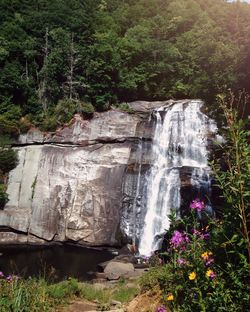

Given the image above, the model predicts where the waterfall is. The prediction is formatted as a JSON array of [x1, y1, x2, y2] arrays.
[[138, 100, 215, 256], [131, 138, 143, 245]]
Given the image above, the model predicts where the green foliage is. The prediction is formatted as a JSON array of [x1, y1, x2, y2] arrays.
[[0, 184, 8, 209], [0, 115, 19, 137], [40, 99, 96, 130], [140, 265, 171, 291], [78, 101, 95, 116], [116, 103, 134, 113], [0, 0, 250, 119], [0, 277, 83, 312], [79, 283, 111, 304], [141, 206, 250, 311], [0, 276, 139, 312], [19, 116, 32, 133], [39, 114, 58, 132], [0, 136, 18, 210], [112, 285, 138, 303], [0, 148, 18, 175], [0, 277, 51, 312], [47, 278, 81, 301], [212, 91, 250, 268]]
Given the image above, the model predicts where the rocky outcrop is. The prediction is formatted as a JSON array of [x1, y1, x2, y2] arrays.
[[0, 102, 173, 246], [0, 100, 217, 247], [0, 108, 145, 245]]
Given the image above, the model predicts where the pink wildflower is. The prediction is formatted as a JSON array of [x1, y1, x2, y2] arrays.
[[177, 258, 187, 265], [205, 257, 214, 266], [170, 230, 189, 248], [206, 269, 216, 280], [157, 306, 167, 312], [190, 199, 205, 212]]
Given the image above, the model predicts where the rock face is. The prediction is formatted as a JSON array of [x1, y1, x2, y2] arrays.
[[0, 108, 146, 245], [0, 100, 217, 247]]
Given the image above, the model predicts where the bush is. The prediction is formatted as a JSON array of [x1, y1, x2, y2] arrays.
[[54, 99, 95, 125], [19, 116, 32, 133], [2, 105, 22, 121], [54, 99, 77, 125], [0, 184, 8, 209], [0, 148, 18, 174], [0, 115, 19, 136], [78, 101, 95, 116], [116, 103, 134, 113], [40, 115, 58, 132]]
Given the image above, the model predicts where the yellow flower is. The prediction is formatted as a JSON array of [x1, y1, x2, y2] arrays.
[[201, 251, 212, 260], [166, 293, 174, 301], [188, 272, 196, 280], [206, 269, 215, 279]]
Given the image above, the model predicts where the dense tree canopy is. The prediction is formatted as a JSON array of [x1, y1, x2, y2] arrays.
[[0, 0, 250, 129]]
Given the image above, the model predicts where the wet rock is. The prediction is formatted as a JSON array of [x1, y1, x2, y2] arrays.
[[0, 101, 218, 248]]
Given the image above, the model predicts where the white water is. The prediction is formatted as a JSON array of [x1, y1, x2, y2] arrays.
[[139, 100, 215, 256]]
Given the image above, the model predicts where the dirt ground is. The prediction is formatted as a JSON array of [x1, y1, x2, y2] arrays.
[[58, 289, 165, 312]]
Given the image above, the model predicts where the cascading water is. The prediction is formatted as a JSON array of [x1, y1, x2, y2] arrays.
[[138, 100, 216, 256]]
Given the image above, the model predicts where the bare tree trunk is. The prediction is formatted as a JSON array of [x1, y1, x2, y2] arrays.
[[25, 58, 29, 81], [42, 27, 49, 112], [37, 27, 49, 113], [69, 33, 74, 100]]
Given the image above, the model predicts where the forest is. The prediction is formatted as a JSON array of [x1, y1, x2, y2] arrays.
[[0, 0, 250, 132]]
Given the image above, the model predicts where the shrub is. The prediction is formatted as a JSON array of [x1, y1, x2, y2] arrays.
[[54, 99, 95, 125], [2, 105, 22, 121], [0, 148, 18, 174], [116, 103, 134, 113], [0, 184, 8, 209], [78, 101, 95, 116], [19, 116, 32, 133], [40, 114, 58, 132], [54, 99, 77, 125], [0, 115, 19, 136]]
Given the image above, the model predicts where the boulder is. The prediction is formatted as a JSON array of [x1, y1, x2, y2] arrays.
[[104, 261, 135, 280]]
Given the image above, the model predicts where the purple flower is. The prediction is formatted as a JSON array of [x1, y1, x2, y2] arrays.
[[170, 230, 189, 248], [157, 306, 167, 312], [210, 271, 216, 279], [0, 271, 4, 278], [192, 229, 210, 240], [202, 233, 210, 240], [6, 275, 13, 281], [192, 229, 201, 236], [205, 257, 214, 266], [6, 275, 18, 282], [190, 199, 205, 212], [177, 258, 187, 265], [206, 269, 216, 280]]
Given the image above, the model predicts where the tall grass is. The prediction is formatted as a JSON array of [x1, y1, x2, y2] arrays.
[[0, 274, 139, 311]]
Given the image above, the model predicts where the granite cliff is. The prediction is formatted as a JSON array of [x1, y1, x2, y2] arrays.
[[0, 100, 217, 248]]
